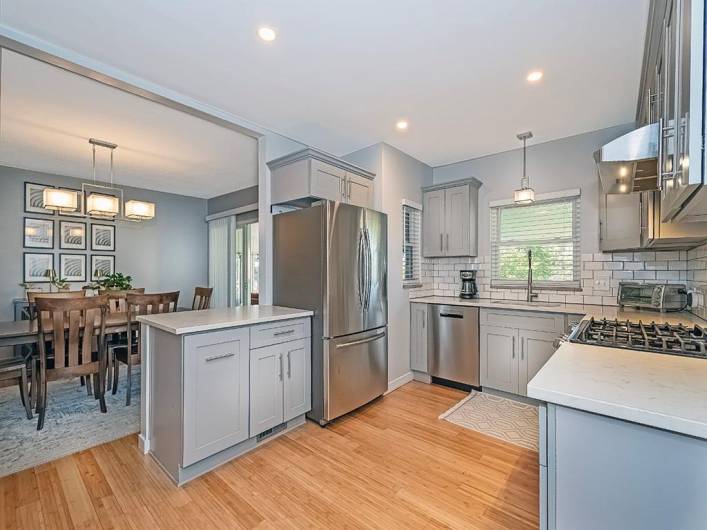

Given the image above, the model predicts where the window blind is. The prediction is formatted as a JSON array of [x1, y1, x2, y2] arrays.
[[402, 204, 422, 286], [490, 195, 581, 290]]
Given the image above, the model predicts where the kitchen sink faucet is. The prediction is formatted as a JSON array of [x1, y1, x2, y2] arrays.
[[527, 249, 538, 302]]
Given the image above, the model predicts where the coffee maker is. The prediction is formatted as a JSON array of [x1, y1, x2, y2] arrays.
[[459, 270, 478, 299]]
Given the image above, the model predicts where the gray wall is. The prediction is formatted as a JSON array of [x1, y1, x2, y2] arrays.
[[433, 123, 634, 255], [0, 165, 208, 319], [207, 185, 258, 216]]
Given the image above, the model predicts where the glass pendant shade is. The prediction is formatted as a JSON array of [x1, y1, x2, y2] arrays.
[[43, 188, 78, 212], [514, 187, 535, 204], [86, 193, 119, 216], [125, 200, 156, 220]]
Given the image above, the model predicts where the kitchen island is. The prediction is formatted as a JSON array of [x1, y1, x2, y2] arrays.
[[528, 316, 707, 530], [138, 305, 313, 485]]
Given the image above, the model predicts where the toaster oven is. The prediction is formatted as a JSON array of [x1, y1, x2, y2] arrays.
[[617, 282, 688, 311]]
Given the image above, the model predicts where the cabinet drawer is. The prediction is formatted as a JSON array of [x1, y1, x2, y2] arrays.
[[250, 318, 311, 349], [480, 309, 565, 333]]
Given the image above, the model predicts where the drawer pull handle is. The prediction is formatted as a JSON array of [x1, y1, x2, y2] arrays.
[[274, 329, 295, 336], [205, 352, 235, 362], [336, 331, 386, 349]]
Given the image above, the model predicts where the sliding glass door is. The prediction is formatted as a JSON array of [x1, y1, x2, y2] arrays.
[[208, 213, 258, 307]]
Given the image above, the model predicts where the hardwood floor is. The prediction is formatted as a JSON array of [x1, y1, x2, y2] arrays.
[[0, 382, 539, 529]]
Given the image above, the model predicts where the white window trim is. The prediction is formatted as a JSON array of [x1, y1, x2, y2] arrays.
[[402, 201, 422, 288], [490, 190, 582, 291]]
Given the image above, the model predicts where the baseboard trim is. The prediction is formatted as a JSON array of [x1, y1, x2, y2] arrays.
[[386, 371, 413, 394]]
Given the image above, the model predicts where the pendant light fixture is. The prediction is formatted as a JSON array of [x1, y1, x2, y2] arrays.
[[514, 131, 536, 204], [83, 138, 155, 221], [42, 187, 79, 213]]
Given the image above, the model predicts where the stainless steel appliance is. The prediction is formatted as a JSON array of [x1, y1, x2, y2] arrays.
[[459, 270, 477, 299], [570, 317, 707, 360], [428, 304, 479, 386], [617, 281, 689, 311], [272, 201, 388, 425]]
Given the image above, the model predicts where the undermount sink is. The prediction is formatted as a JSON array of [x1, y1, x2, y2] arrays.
[[491, 300, 563, 307]]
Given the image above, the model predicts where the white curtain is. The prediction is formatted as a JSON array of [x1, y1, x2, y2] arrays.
[[208, 217, 231, 308]]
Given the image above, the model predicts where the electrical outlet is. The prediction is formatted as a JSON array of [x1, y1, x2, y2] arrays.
[[594, 278, 609, 291]]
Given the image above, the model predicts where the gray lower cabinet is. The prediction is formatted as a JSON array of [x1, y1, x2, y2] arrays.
[[518, 330, 557, 397], [250, 338, 312, 437], [480, 325, 518, 393], [410, 302, 428, 372], [182, 328, 250, 467], [479, 309, 563, 396]]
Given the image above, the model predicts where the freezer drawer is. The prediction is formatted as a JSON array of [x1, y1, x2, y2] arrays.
[[324, 327, 387, 421], [428, 304, 479, 386]]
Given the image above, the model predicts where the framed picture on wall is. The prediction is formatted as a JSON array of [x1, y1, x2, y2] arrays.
[[23, 217, 54, 249], [91, 254, 115, 280], [24, 182, 55, 216], [60, 254, 87, 282], [60, 220, 86, 250], [23, 252, 54, 283], [91, 223, 115, 251]]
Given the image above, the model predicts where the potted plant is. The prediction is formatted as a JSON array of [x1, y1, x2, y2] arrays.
[[90, 272, 133, 291]]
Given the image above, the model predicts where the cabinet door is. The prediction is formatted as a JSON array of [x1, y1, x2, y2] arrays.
[[599, 187, 641, 251], [183, 329, 249, 467], [422, 190, 445, 257], [283, 338, 312, 422], [250, 344, 285, 436], [444, 185, 471, 256], [519, 330, 558, 397], [410, 303, 428, 372], [310, 159, 345, 202], [480, 325, 518, 393], [346, 173, 373, 208]]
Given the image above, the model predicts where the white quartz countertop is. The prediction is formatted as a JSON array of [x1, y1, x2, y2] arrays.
[[528, 342, 707, 440], [411, 296, 706, 325], [137, 305, 313, 335]]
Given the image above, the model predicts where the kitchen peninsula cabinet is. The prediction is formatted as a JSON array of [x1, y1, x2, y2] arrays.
[[138, 306, 312, 485]]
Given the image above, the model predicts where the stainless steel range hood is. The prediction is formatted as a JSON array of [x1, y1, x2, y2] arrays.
[[594, 122, 660, 194]]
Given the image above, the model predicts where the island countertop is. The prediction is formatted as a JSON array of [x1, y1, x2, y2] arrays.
[[137, 305, 313, 335], [527, 341, 707, 440]]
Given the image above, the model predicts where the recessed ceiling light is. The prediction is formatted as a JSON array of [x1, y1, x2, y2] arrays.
[[527, 70, 543, 82], [258, 27, 277, 42], [396, 120, 409, 131]]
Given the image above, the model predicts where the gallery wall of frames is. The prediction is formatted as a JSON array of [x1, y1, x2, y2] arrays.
[[22, 181, 116, 286]]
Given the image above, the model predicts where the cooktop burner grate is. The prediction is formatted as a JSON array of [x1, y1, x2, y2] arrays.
[[570, 317, 707, 359]]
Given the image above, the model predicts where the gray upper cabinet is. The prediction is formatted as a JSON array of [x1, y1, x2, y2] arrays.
[[182, 329, 250, 467], [422, 178, 481, 258], [268, 148, 375, 208]]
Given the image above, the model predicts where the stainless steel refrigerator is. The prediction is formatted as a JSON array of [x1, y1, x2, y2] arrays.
[[273, 201, 388, 425]]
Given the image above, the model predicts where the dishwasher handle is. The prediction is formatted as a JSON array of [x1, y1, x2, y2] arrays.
[[439, 312, 464, 319]]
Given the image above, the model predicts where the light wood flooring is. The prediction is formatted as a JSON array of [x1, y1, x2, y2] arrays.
[[0, 381, 539, 529]]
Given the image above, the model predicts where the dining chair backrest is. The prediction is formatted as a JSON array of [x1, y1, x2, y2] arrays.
[[27, 290, 87, 321], [192, 287, 213, 310], [125, 292, 179, 356], [100, 288, 146, 313], [35, 295, 109, 379]]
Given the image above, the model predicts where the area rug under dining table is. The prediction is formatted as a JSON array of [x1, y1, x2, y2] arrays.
[[0, 368, 140, 477]]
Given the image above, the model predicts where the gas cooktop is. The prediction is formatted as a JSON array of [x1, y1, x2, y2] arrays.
[[570, 317, 707, 360]]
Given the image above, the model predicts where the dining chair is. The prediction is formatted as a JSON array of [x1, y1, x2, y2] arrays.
[[100, 289, 145, 390], [111, 291, 179, 405], [191, 287, 213, 310], [34, 295, 110, 430], [0, 351, 33, 420], [27, 290, 89, 405]]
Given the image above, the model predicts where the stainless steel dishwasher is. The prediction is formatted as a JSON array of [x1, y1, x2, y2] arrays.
[[428, 304, 479, 386]]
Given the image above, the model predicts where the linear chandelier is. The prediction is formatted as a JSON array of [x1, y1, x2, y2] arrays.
[[42, 138, 155, 221]]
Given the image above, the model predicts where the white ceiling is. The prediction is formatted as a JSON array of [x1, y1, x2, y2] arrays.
[[1, 0, 649, 166], [0, 49, 258, 198]]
